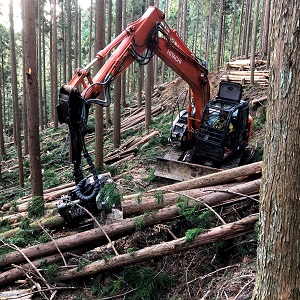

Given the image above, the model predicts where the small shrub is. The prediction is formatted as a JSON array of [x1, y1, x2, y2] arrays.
[[134, 216, 146, 231], [154, 190, 164, 204], [97, 182, 122, 210], [136, 193, 143, 204], [101, 266, 174, 300], [185, 228, 206, 242], [27, 196, 45, 218], [44, 263, 60, 278], [142, 168, 156, 182]]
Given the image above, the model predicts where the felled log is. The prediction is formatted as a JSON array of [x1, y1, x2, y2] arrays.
[[0, 178, 260, 268], [122, 178, 261, 217], [0, 215, 65, 239], [111, 154, 135, 167], [250, 96, 268, 105], [157, 161, 262, 192], [53, 214, 258, 282], [228, 71, 269, 77], [0, 289, 32, 300], [104, 131, 159, 163], [0, 249, 83, 286], [122, 161, 262, 204], [0, 206, 178, 268]]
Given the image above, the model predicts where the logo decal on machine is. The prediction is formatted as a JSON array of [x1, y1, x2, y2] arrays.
[[167, 49, 182, 64]]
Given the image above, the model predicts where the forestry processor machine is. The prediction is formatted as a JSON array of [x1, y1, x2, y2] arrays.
[[56, 6, 253, 224]]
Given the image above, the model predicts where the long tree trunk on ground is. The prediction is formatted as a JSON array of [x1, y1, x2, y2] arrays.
[[9, 0, 24, 188], [252, 0, 300, 298], [22, 0, 43, 198]]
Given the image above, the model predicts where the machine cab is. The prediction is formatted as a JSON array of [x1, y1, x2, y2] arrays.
[[194, 82, 251, 167]]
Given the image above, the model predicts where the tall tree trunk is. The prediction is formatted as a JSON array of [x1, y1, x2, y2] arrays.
[[52, 0, 58, 128], [250, 0, 260, 85], [78, 5, 82, 67], [145, 0, 155, 131], [242, 0, 252, 57], [62, 1, 67, 85], [153, 0, 159, 88], [10, 0, 24, 187], [88, 0, 93, 63], [0, 76, 5, 156], [237, 0, 245, 56], [42, 9, 48, 127], [252, 0, 300, 298], [37, 0, 44, 130], [22, 0, 43, 198], [74, 0, 79, 67], [230, 0, 238, 59], [20, 5, 28, 154], [215, 0, 224, 70], [94, 0, 105, 169], [113, 0, 122, 148], [259, 0, 271, 59], [161, 0, 168, 83], [182, 0, 188, 43], [120, 0, 127, 107], [105, 0, 112, 127], [205, 0, 213, 68], [245, 0, 253, 58], [67, 0, 72, 79]]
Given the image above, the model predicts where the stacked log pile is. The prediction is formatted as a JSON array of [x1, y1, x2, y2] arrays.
[[0, 162, 262, 287], [220, 59, 269, 86]]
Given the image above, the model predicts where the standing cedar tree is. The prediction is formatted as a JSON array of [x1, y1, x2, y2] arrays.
[[22, 0, 44, 198], [252, 1, 300, 299]]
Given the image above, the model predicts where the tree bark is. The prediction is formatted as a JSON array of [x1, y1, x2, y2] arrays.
[[22, 0, 43, 197], [94, 0, 105, 169], [136, 161, 261, 196], [54, 215, 258, 282], [215, 0, 224, 70], [252, 0, 300, 298], [122, 178, 261, 217], [52, 0, 58, 128], [10, 0, 24, 187], [113, 0, 122, 148], [0, 249, 84, 286], [250, 0, 260, 85]]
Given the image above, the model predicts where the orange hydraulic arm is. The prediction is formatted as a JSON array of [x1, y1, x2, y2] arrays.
[[58, 6, 210, 191], [62, 6, 210, 129]]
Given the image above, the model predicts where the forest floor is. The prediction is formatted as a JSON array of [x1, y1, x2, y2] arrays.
[[0, 68, 268, 299]]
